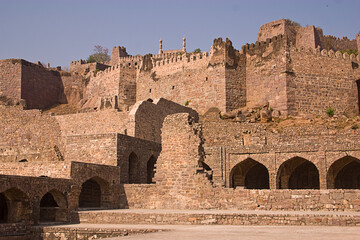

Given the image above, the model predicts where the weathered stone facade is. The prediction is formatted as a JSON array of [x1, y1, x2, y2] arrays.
[[0, 19, 360, 238]]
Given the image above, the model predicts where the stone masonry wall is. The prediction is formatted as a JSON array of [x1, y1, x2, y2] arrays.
[[244, 36, 289, 113], [121, 113, 360, 211], [137, 40, 227, 114], [83, 65, 137, 111], [128, 98, 198, 143], [55, 110, 129, 136], [287, 47, 360, 116], [0, 106, 64, 164], [21, 60, 63, 109], [0, 59, 21, 101]]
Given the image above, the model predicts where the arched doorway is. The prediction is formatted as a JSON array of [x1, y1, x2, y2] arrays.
[[79, 179, 101, 208], [2, 188, 29, 223], [230, 158, 269, 189], [327, 156, 360, 189], [39, 190, 68, 222], [277, 157, 319, 189], [129, 152, 139, 184], [147, 155, 157, 184], [0, 193, 8, 223]]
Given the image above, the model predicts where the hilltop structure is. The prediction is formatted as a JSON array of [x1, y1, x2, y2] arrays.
[[0, 19, 360, 239]]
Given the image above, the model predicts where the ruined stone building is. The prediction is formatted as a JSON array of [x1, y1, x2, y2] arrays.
[[0, 19, 360, 238]]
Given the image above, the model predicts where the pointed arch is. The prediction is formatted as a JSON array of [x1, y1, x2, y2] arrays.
[[147, 155, 157, 184], [327, 156, 360, 189], [2, 188, 30, 223], [39, 189, 68, 222], [230, 158, 269, 189], [79, 177, 110, 209], [129, 152, 139, 184], [277, 157, 319, 189]]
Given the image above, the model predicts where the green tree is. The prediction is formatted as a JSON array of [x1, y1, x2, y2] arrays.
[[87, 45, 110, 63], [193, 48, 201, 54]]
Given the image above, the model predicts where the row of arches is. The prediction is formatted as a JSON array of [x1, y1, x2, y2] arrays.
[[128, 153, 157, 184], [230, 156, 360, 189], [0, 176, 110, 224]]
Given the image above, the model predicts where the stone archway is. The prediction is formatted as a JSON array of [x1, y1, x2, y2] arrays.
[[277, 157, 319, 189], [1, 188, 30, 223], [129, 152, 139, 184], [0, 193, 8, 223], [147, 155, 157, 184], [230, 158, 269, 189], [39, 190, 68, 222], [79, 179, 101, 208], [78, 177, 110, 209], [327, 156, 360, 189]]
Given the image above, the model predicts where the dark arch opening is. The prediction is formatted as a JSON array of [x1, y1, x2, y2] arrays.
[[79, 179, 101, 208], [40, 192, 58, 222], [147, 98, 153, 103], [277, 157, 319, 189], [19, 159, 27, 163], [2, 188, 30, 223], [129, 152, 139, 184], [147, 155, 157, 184], [327, 156, 360, 189], [0, 193, 8, 223], [230, 158, 269, 189]]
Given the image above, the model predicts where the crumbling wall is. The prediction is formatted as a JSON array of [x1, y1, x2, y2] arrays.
[[128, 98, 198, 143]]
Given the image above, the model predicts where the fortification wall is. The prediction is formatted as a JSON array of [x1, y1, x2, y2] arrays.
[[0, 59, 21, 102], [128, 98, 198, 143], [137, 42, 228, 114], [20, 60, 63, 109], [287, 47, 360, 116], [315, 28, 357, 51], [82, 64, 137, 111], [55, 110, 129, 136], [0, 106, 64, 164], [245, 35, 289, 113], [296, 25, 316, 50], [69, 60, 109, 74], [58, 73, 84, 106], [257, 19, 297, 44]]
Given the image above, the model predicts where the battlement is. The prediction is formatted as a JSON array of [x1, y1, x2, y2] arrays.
[[70, 59, 86, 65], [294, 45, 360, 62], [242, 34, 285, 52], [152, 51, 211, 68]]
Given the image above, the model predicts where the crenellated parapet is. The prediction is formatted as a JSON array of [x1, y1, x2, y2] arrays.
[[151, 51, 211, 69], [294, 45, 360, 62]]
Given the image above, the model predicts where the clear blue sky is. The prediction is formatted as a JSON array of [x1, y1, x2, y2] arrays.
[[0, 0, 359, 68]]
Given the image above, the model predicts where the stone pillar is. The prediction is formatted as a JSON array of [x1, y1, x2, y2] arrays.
[[182, 37, 186, 52], [356, 32, 360, 52], [159, 38, 163, 54]]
